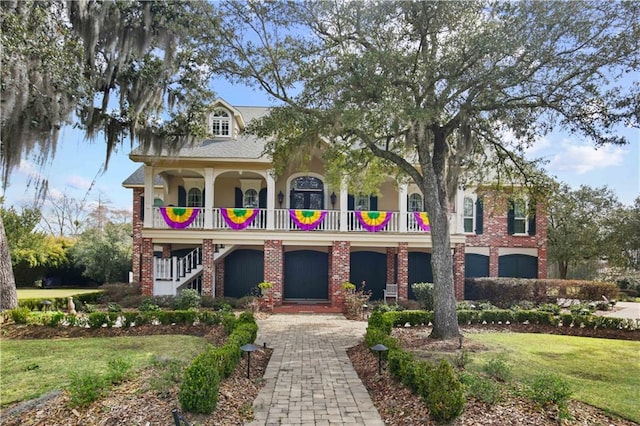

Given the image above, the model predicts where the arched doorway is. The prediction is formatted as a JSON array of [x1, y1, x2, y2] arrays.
[[290, 176, 324, 210]]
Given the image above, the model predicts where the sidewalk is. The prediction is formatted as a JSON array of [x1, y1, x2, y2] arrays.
[[601, 301, 640, 320], [245, 314, 384, 426]]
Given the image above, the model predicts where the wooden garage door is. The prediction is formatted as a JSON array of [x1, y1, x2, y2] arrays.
[[284, 250, 328, 300], [498, 254, 538, 278], [224, 249, 264, 298], [350, 251, 387, 300], [408, 252, 433, 300], [465, 254, 490, 278]]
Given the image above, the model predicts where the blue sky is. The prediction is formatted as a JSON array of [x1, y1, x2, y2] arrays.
[[2, 81, 639, 215]]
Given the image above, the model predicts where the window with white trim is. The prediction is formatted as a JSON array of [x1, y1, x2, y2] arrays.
[[212, 109, 231, 136], [408, 193, 423, 212], [187, 188, 202, 207], [463, 197, 474, 233], [243, 189, 258, 208], [355, 193, 370, 211], [513, 199, 527, 234]]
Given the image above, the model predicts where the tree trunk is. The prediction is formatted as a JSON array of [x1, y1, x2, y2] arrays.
[[559, 261, 568, 279], [0, 214, 18, 310], [426, 194, 460, 339]]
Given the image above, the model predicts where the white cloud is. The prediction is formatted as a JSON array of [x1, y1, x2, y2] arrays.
[[548, 142, 627, 175], [16, 160, 45, 181], [65, 175, 93, 191]]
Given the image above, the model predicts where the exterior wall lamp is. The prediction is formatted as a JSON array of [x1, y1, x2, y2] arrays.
[[330, 192, 337, 209], [277, 190, 284, 208]]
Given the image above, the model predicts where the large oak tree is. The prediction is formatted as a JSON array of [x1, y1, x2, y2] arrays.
[[213, 0, 639, 338], [0, 0, 219, 309]]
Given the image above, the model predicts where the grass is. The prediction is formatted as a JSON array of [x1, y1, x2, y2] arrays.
[[0, 335, 208, 407], [465, 333, 640, 423], [16, 288, 102, 300]]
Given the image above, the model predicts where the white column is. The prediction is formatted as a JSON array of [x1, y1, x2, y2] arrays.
[[399, 184, 408, 232], [266, 172, 276, 230], [204, 168, 214, 229], [143, 165, 154, 228], [339, 178, 348, 232]]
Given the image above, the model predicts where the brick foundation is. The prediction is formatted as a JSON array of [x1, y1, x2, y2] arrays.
[[140, 238, 154, 296], [264, 240, 284, 306], [397, 243, 408, 300], [329, 241, 350, 308], [202, 240, 214, 296]]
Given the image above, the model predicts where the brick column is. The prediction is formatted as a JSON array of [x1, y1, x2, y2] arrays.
[[202, 240, 214, 296], [140, 238, 154, 296], [453, 243, 465, 301], [215, 260, 225, 298], [397, 243, 408, 300], [264, 240, 284, 306], [330, 241, 350, 308], [161, 244, 172, 259], [489, 246, 499, 277], [386, 247, 396, 284], [132, 188, 143, 283]]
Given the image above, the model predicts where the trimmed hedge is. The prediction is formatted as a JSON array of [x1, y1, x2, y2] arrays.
[[179, 311, 258, 414], [465, 278, 619, 308]]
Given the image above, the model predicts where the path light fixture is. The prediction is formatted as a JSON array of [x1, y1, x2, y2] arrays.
[[371, 344, 389, 375], [240, 343, 259, 378], [277, 191, 284, 207], [330, 192, 337, 209]]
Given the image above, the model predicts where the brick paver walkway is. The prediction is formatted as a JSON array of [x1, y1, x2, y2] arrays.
[[245, 314, 384, 426]]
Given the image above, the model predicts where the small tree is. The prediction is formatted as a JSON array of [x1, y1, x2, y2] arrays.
[[72, 222, 132, 284]]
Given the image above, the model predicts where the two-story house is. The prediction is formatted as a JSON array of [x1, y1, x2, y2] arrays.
[[123, 98, 547, 309]]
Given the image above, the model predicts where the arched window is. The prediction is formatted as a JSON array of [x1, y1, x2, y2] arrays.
[[212, 109, 231, 136], [408, 193, 423, 212], [187, 188, 202, 207], [244, 189, 258, 208], [463, 197, 474, 233], [355, 193, 370, 211]]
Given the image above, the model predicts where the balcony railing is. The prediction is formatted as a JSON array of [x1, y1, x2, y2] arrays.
[[150, 207, 438, 233]]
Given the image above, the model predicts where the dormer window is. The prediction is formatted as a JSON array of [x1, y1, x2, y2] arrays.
[[212, 109, 231, 137]]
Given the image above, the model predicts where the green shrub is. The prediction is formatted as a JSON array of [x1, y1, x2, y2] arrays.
[[461, 372, 503, 405], [120, 312, 140, 327], [47, 311, 66, 327], [179, 346, 221, 414], [138, 298, 161, 312], [87, 312, 108, 329], [369, 311, 393, 335], [174, 289, 201, 310], [198, 310, 222, 326], [457, 309, 480, 324], [67, 371, 107, 408], [559, 313, 574, 327], [386, 310, 433, 327], [479, 309, 514, 324], [107, 302, 122, 312], [525, 373, 572, 419], [387, 350, 415, 379], [9, 307, 31, 324], [426, 359, 465, 422], [411, 282, 434, 310], [364, 328, 399, 356], [106, 357, 132, 384], [221, 312, 237, 335], [483, 356, 512, 382], [537, 303, 561, 315]]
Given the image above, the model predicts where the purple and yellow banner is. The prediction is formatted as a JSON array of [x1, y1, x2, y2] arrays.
[[413, 211, 431, 232], [220, 208, 258, 230], [355, 211, 392, 232], [289, 209, 327, 231], [160, 207, 200, 229]]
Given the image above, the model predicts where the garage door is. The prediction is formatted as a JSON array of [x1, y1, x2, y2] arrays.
[[350, 251, 387, 300], [284, 250, 328, 300], [465, 254, 490, 278], [224, 249, 264, 297], [408, 252, 433, 300], [498, 254, 538, 278]]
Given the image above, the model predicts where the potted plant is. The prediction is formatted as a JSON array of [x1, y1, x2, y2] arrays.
[[258, 281, 273, 296]]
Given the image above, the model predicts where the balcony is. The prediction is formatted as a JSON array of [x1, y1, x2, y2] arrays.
[[149, 207, 438, 234]]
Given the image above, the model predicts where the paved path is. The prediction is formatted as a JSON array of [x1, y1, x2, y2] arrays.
[[601, 301, 640, 320], [246, 314, 384, 426]]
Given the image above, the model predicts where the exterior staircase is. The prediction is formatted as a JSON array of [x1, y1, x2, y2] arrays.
[[153, 245, 231, 295]]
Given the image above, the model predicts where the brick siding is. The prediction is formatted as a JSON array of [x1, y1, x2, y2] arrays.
[[397, 243, 408, 300], [329, 241, 350, 308], [202, 240, 214, 296], [131, 188, 143, 283], [140, 237, 153, 296], [264, 240, 284, 306]]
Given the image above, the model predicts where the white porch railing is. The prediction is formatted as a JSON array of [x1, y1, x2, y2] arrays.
[[153, 247, 203, 296], [151, 207, 442, 233]]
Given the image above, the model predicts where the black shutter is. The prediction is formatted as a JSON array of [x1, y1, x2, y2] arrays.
[[178, 186, 186, 206], [475, 198, 484, 234], [528, 202, 537, 236], [140, 196, 145, 221], [347, 195, 355, 211], [507, 200, 515, 235], [259, 188, 267, 208], [370, 195, 378, 211], [235, 187, 243, 208], [201, 189, 205, 207]]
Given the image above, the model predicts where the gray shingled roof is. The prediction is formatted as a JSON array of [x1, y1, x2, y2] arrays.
[[129, 106, 271, 160], [122, 167, 165, 187]]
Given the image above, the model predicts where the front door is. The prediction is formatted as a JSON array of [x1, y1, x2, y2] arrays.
[[290, 176, 324, 210]]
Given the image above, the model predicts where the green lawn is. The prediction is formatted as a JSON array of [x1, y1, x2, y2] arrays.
[[16, 288, 102, 300], [0, 335, 208, 407], [465, 333, 640, 423]]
